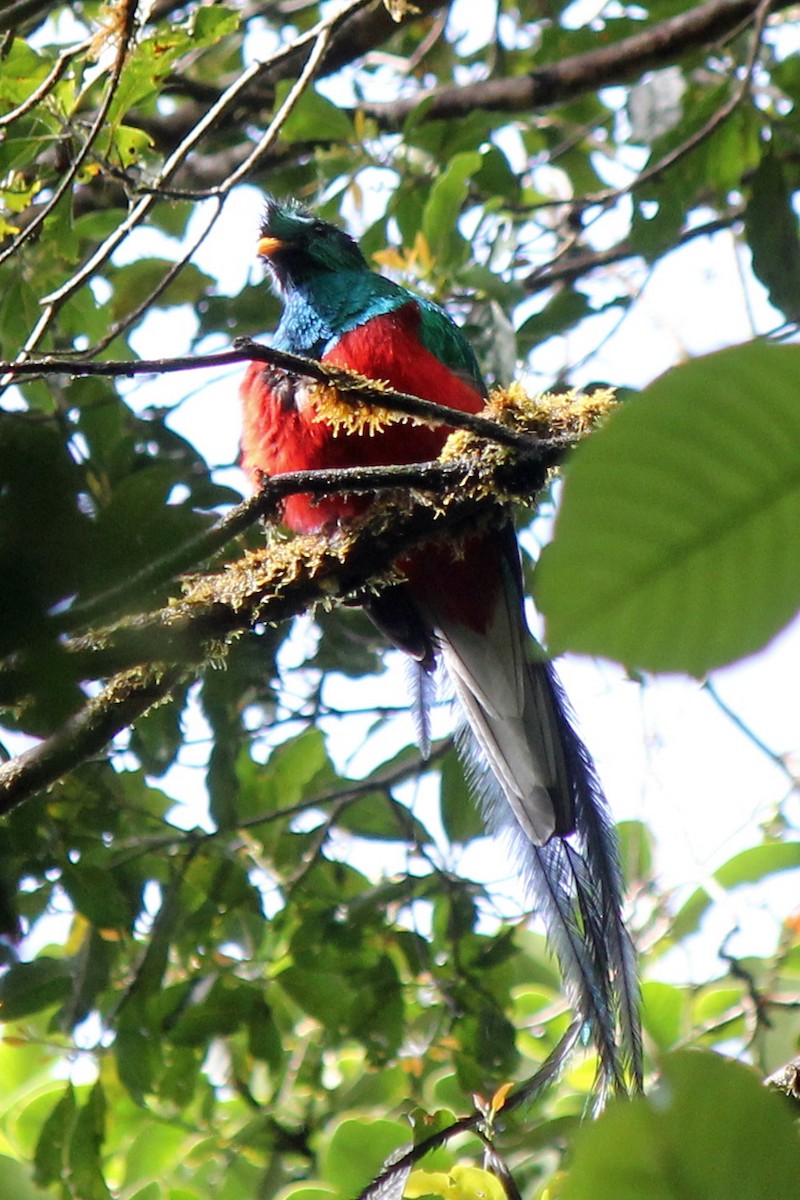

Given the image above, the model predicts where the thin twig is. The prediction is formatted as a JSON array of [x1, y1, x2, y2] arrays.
[[209, 1, 344, 195], [524, 207, 744, 293], [85, 197, 224, 356], [81, 0, 355, 353], [703, 680, 796, 783], [356, 1021, 582, 1200]]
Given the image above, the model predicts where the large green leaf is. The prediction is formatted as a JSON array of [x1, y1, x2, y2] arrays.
[[321, 1117, 410, 1198], [0, 1155, 53, 1200], [536, 342, 800, 674], [562, 1051, 800, 1199]]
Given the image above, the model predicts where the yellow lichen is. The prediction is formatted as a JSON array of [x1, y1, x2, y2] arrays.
[[486, 381, 616, 435], [440, 383, 616, 466], [306, 381, 411, 436], [88, 0, 134, 59], [384, 0, 422, 22]]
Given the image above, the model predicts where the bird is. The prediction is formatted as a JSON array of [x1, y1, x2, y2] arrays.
[[239, 197, 642, 1098]]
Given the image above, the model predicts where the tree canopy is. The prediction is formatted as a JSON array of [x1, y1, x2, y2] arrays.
[[0, 2, 799, 1198]]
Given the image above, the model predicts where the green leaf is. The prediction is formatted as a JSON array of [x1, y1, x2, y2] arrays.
[[562, 1051, 800, 1199], [247, 998, 284, 1071], [232, 727, 331, 826], [335, 792, 433, 843], [744, 147, 800, 321], [536, 342, 800, 674], [321, 1118, 409, 1197], [166, 979, 249, 1046], [422, 151, 482, 267], [474, 144, 519, 202], [640, 981, 686, 1051], [126, 1186, 161, 1200], [129, 687, 190, 777], [107, 33, 192, 122], [310, 606, 385, 677], [122, 1124, 190, 1187], [628, 192, 685, 263], [115, 1001, 162, 1102], [278, 1190, 337, 1200], [108, 259, 215, 320], [453, 1002, 518, 1090], [61, 866, 133, 930], [277, 83, 354, 144], [670, 841, 800, 941], [617, 819, 654, 883], [0, 40, 51, 107], [0, 416, 92, 657], [189, 6, 240, 44], [59, 928, 114, 1032], [516, 289, 592, 353], [34, 1086, 76, 1187], [101, 124, 154, 170], [0, 1156, 53, 1200], [69, 1083, 111, 1200], [0, 958, 72, 1021], [407, 1166, 507, 1200], [693, 985, 744, 1029], [440, 748, 482, 844]]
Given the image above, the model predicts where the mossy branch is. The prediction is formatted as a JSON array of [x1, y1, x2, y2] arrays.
[[0, 385, 613, 812]]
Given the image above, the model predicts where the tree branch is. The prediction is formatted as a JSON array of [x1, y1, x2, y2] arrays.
[[58, 455, 570, 639], [0, 665, 185, 816], [0, 443, 561, 809], [524, 207, 745, 293], [60, 0, 770, 199], [358, 0, 774, 127], [45, 451, 563, 676]]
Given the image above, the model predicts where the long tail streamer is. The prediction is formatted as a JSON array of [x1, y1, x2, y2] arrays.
[[454, 659, 643, 1100]]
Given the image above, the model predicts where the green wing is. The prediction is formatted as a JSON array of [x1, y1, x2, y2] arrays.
[[417, 298, 487, 396]]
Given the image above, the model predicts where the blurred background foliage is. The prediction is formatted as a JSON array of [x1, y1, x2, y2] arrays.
[[0, 1, 799, 1197]]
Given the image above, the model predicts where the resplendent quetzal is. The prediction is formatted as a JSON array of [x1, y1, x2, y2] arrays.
[[240, 197, 641, 1096]]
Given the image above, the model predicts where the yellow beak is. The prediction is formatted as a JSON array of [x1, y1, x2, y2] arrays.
[[257, 235, 283, 257]]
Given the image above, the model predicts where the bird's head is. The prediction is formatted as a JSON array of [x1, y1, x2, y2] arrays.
[[257, 198, 367, 292]]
